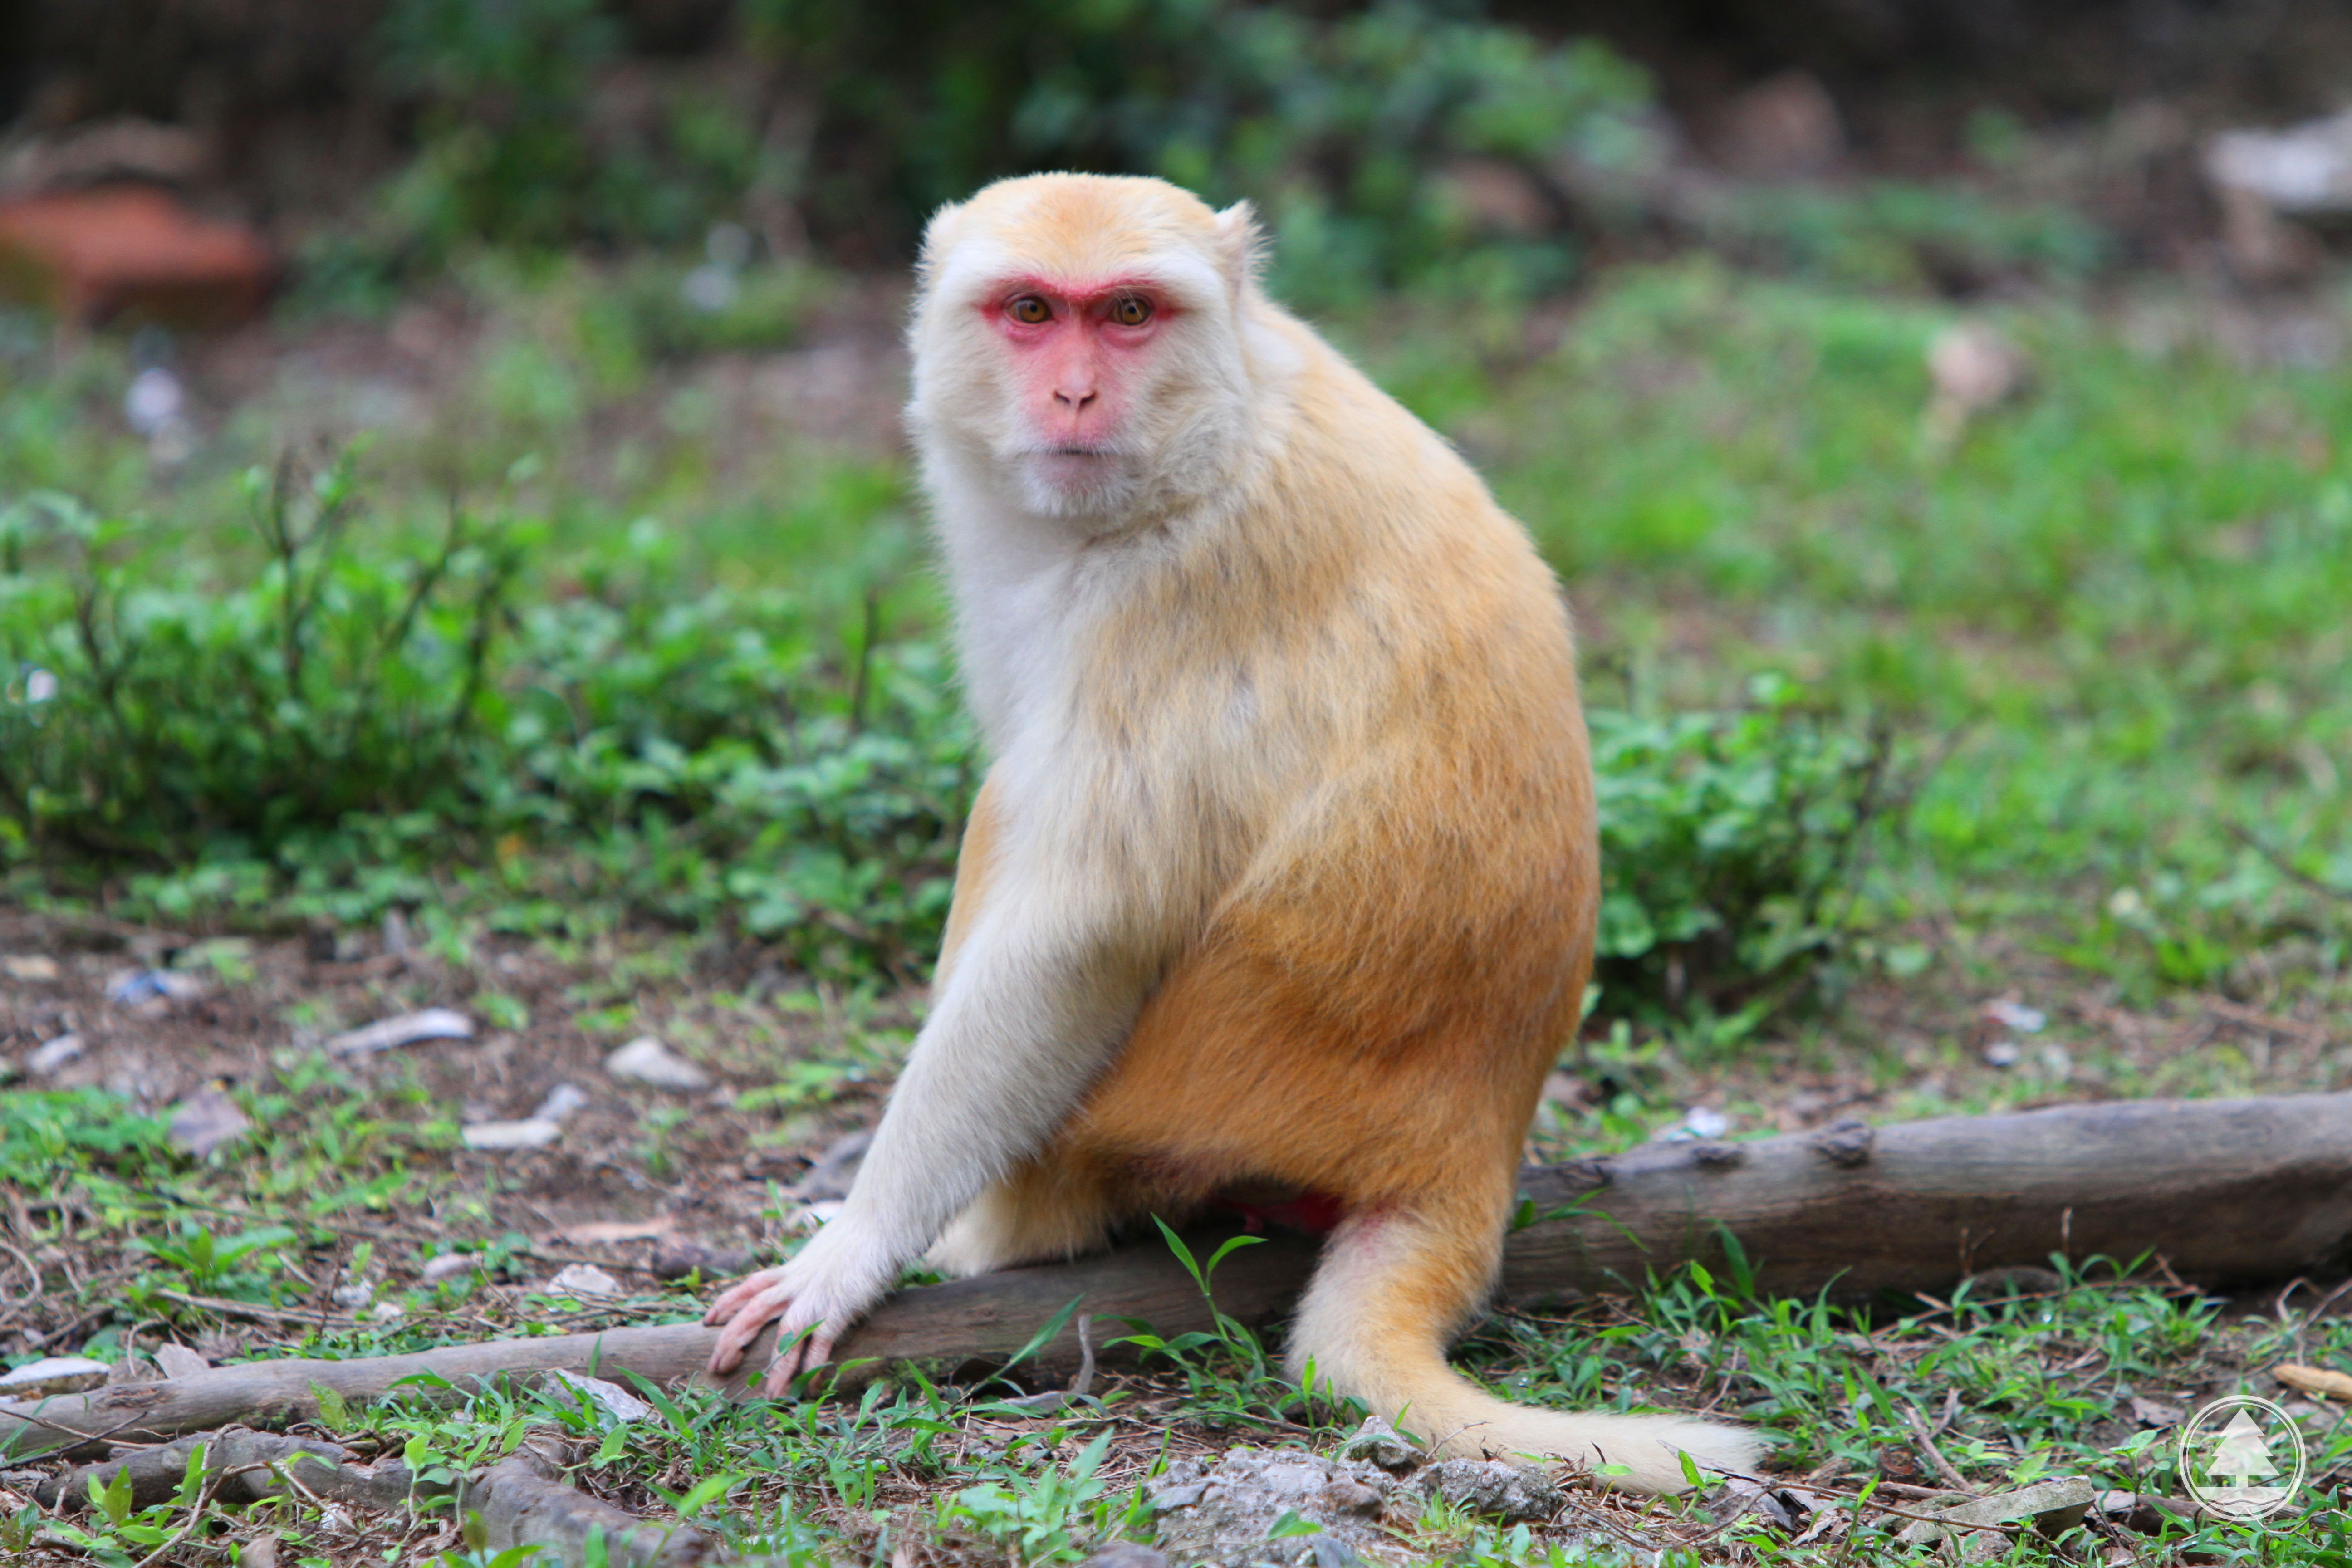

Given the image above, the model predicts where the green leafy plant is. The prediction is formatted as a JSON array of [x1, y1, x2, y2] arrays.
[[0, 459, 977, 981], [1591, 676, 1901, 1021], [937, 1429, 1123, 1566]]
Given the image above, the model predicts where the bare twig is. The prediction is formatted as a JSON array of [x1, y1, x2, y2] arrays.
[[1902, 1403, 1972, 1494]]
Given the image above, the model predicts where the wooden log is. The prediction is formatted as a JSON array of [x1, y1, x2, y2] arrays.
[[6, 1093, 2347, 1463]]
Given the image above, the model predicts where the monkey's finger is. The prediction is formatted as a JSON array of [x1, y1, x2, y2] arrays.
[[707, 1282, 798, 1374], [703, 1267, 787, 1328], [758, 1323, 837, 1399]]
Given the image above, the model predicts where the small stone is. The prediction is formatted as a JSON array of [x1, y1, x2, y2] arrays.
[[152, 1343, 208, 1380], [1983, 1000, 2047, 1034], [545, 1369, 653, 1423], [421, 1254, 480, 1284], [26, 1033, 84, 1075], [530, 1082, 590, 1123], [328, 1007, 474, 1058], [1078, 1547, 1169, 1568], [560, 1216, 674, 1245], [549, 1263, 622, 1299], [603, 1036, 711, 1092], [167, 1087, 251, 1157], [1405, 1459, 1565, 1522], [462, 1117, 563, 1151], [369, 1301, 405, 1321], [1684, 1107, 1732, 1139], [0, 1356, 109, 1396], [1982, 1040, 2021, 1068], [788, 1128, 872, 1200], [1335, 1415, 1421, 1471], [1, 955, 59, 982], [649, 1237, 756, 1281], [106, 968, 204, 1005], [105, 1353, 157, 1384], [332, 1283, 373, 1309], [1146, 1449, 1399, 1568]]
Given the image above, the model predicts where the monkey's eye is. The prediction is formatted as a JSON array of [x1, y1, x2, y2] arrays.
[[1009, 296, 1051, 325], [1109, 296, 1153, 327]]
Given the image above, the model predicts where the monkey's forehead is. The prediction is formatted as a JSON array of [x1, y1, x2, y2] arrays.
[[922, 174, 1232, 306]]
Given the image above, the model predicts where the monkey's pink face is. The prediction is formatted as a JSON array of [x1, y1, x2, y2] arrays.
[[982, 274, 1171, 503]]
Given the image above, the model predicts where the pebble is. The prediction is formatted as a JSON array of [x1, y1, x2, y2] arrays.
[[548, 1263, 622, 1298], [648, 1236, 757, 1281], [530, 1082, 590, 1123], [328, 1007, 474, 1058], [546, 1369, 653, 1423], [27, 1033, 84, 1075], [167, 1087, 252, 1157], [1983, 999, 2048, 1034], [1982, 1040, 2021, 1068], [106, 968, 205, 1005], [603, 1035, 711, 1091], [462, 1117, 562, 1151], [421, 1253, 481, 1284], [1, 955, 59, 982], [152, 1343, 209, 1380], [1335, 1415, 1420, 1471]]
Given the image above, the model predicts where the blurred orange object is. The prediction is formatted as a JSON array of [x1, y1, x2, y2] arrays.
[[0, 184, 274, 327]]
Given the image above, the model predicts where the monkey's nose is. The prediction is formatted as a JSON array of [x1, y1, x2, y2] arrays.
[[1053, 388, 1098, 411]]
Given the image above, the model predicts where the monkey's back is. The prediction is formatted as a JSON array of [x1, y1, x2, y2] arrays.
[[1065, 305, 1597, 1202]]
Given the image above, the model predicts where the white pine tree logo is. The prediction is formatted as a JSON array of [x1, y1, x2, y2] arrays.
[[2185, 1402, 2300, 1519], [2203, 1412, 2279, 1491]]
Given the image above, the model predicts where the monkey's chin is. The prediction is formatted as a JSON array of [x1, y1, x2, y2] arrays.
[[1016, 451, 1139, 519]]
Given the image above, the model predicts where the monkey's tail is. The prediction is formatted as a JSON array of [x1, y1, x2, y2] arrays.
[[1286, 1206, 1761, 1496]]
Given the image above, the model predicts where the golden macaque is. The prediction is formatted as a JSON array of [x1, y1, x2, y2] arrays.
[[706, 173, 1757, 1494]]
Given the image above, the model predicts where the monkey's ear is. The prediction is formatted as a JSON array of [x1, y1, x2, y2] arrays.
[[1213, 201, 1266, 291]]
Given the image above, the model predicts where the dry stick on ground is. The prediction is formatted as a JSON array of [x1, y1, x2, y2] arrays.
[[8, 1092, 2351, 1465], [42, 1426, 718, 1568]]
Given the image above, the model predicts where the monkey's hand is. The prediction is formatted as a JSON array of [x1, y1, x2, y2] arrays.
[[703, 1220, 895, 1396]]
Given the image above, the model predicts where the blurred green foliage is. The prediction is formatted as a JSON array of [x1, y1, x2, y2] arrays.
[[368, 0, 772, 261], [313, 0, 2112, 306], [751, 0, 1646, 301]]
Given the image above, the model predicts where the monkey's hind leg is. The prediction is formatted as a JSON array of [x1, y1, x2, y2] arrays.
[[922, 1152, 1131, 1277], [1288, 1188, 1762, 1496]]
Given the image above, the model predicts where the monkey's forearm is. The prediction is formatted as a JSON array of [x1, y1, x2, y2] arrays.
[[832, 915, 1150, 1273]]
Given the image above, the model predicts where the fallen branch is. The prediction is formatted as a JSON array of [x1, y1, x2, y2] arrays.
[[458, 1431, 716, 1567], [35, 1425, 413, 1511], [6, 1093, 2347, 1463], [44, 1426, 724, 1568]]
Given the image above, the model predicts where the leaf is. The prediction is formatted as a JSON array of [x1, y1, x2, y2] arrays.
[[1000, 1293, 1085, 1373], [671, 1472, 735, 1518], [1267, 1509, 1323, 1539], [311, 1381, 351, 1431], [1202, 1233, 1265, 1278], [1150, 1215, 1203, 1290]]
